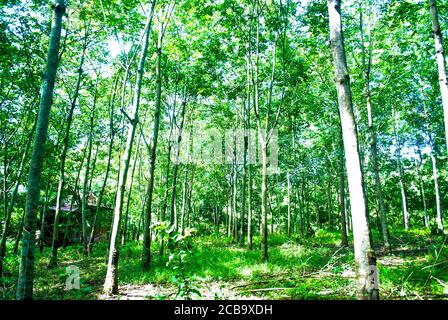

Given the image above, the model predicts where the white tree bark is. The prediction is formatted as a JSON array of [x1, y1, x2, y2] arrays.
[[328, 0, 378, 300], [429, 0, 448, 150]]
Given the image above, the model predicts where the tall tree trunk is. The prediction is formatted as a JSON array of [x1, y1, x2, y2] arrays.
[[393, 119, 409, 230], [327, 175, 333, 231], [232, 161, 238, 242], [122, 134, 142, 245], [423, 103, 444, 232], [227, 181, 232, 237], [297, 184, 303, 235], [429, 0, 448, 151], [3, 142, 7, 239], [38, 170, 53, 253], [420, 174, 429, 228], [136, 191, 147, 242], [169, 91, 187, 231], [430, 151, 443, 232], [328, 0, 378, 300], [252, 1, 271, 262], [38, 116, 67, 252], [63, 140, 87, 248], [158, 80, 178, 255], [416, 147, 429, 228], [48, 37, 87, 267], [180, 165, 188, 235], [186, 166, 195, 230], [260, 142, 268, 262], [16, 0, 66, 300], [87, 75, 119, 254], [142, 13, 168, 270], [104, 2, 156, 295], [240, 129, 247, 246], [247, 163, 253, 249], [81, 81, 98, 254], [358, 2, 390, 251], [87, 144, 99, 194], [287, 172, 291, 236], [240, 68, 250, 245]]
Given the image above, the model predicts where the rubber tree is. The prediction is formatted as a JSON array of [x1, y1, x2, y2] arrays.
[[142, 2, 175, 270], [392, 112, 409, 230], [81, 79, 98, 253], [87, 75, 119, 254], [428, 0, 448, 151], [327, 0, 379, 300], [103, 1, 156, 296], [358, 0, 390, 251], [16, 0, 66, 300], [48, 31, 87, 268]]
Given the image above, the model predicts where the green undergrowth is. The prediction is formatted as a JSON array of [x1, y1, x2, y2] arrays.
[[0, 228, 447, 300]]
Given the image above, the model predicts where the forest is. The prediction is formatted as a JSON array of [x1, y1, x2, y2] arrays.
[[0, 0, 448, 301]]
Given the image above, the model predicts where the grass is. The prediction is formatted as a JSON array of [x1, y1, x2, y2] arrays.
[[0, 228, 447, 300]]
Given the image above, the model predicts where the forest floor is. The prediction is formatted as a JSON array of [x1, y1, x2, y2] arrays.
[[1, 228, 448, 300]]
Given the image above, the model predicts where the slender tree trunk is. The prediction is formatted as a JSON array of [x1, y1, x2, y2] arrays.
[[328, 0, 378, 300], [122, 134, 142, 245], [104, 2, 156, 295], [430, 151, 443, 232], [142, 15, 167, 270], [358, 3, 390, 250], [158, 83, 177, 255], [159, 143, 171, 255], [327, 175, 333, 231], [429, 0, 448, 151], [232, 162, 238, 242], [227, 185, 231, 237], [136, 191, 147, 242], [287, 172, 291, 236], [416, 147, 429, 228], [2, 143, 7, 237], [423, 102, 444, 232], [180, 165, 188, 235], [87, 144, 99, 194], [15, 120, 60, 257], [297, 184, 303, 235], [316, 187, 321, 229], [240, 77, 250, 245], [393, 120, 409, 230], [63, 141, 87, 248], [252, 1, 270, 262], [240, 133, 247, 246], [87, 75, 119, 254], [186, 166, 195, 230], [38, 171, 53, 253], [16, 0, 66, 300], [169, 92, 186, 231], [304, 181, 310, 232], [48, 38, 87, 267], [247, 164, 253, 249], [260, 142, 268, 262], [420, 175, 429, 228], [81, 81, 97, 254]]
